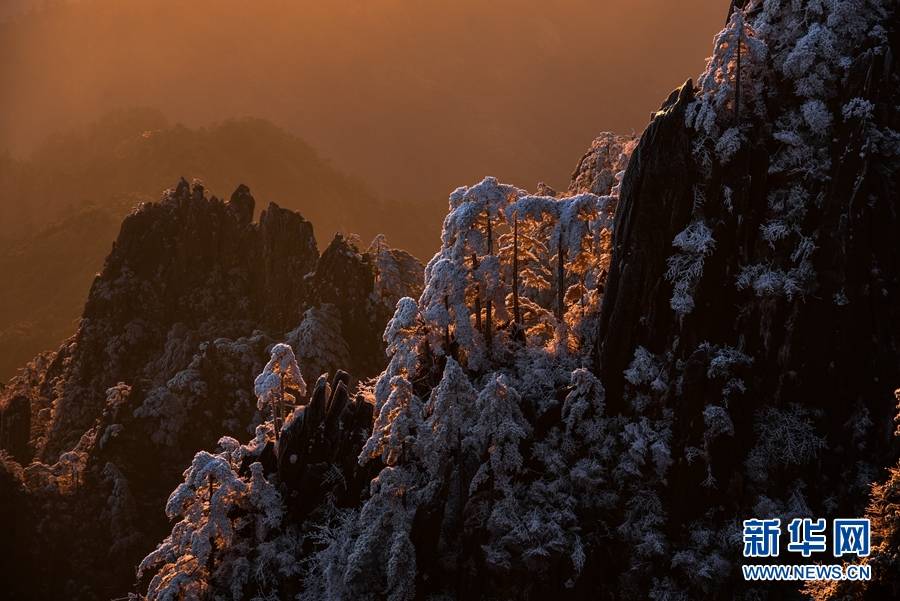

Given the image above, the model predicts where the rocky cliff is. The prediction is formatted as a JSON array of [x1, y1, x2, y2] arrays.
[[0, 179, 421, 599]]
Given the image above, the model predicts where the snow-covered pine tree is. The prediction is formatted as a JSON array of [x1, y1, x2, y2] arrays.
[[502, 195, 557, 343], [555, 193, 614, 352], [418, 357, 477, 499], [138, 439, 295, 601], [254, 343, 306, 440], [687, 7, 768, 140], [425, 178, 525, 368], [367, 234, 425, 311], [318, 376, 427, 601], [464, 373, 531, 495], [360, 375, 424, 469]]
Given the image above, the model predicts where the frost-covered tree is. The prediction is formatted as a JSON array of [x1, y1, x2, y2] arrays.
[[503, 195, 558, 343], [464, 374, 531, 494], [418, 358, 476, 495], [337, 466, 419, 601], [367, 234, 425, 311], [422, 178, 525, 367], [138, 438, 295, 601], [316, 377, 427, 600], [376, 297, 425, 410], [359, 375, 423, 468], [502, 192, 611, 352], [555, 193, 614, 352], [254, 343, 306, 440], [568, 131, 638, 198], [687, 8, 768, 137]]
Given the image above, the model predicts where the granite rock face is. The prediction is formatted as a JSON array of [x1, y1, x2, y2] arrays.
[[592, 10, 900, 596]]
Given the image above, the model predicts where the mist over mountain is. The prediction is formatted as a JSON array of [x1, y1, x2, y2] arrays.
[[0, 109, 428, 248], [0, 0, 724, 384], [0, 111, 431, 381], [0, 0, 724, 202]]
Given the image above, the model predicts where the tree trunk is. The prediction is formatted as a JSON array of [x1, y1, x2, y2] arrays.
[[279, 374, 285, 430], [207, 472, 217, 573], [735, 23, 742, 122], [485, 215, 493, 357], [513, 216, 521, 327], [444, 294, 451, 349], [472, 253, 481, 332], [556, 228, 566, 321]]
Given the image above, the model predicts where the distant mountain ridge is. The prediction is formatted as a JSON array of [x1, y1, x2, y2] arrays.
[[0, 111, 433, 381]]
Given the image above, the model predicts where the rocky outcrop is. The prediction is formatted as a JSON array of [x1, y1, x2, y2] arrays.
[[275, 371, 376, 518], [0, 180, 421, 600], [595, 81, 697, 408], [593, 3, 900, 597]]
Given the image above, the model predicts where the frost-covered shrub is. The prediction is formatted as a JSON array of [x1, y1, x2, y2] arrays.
[[745, 405, 827, 483], [666, 221, 716, 316], [841, 97, 875, 122]]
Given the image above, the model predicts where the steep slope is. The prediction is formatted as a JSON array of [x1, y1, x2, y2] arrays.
[[591, 0, 900, 595], [0, 180, 422, 599]]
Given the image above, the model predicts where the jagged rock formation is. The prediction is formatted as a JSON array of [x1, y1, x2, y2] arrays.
[[0, 180, 421, 600], [274, 371, 376, 519], [596, 81, 699, 408]]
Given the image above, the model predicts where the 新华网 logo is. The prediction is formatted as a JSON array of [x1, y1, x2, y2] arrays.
[[740, 517, 872, 581]]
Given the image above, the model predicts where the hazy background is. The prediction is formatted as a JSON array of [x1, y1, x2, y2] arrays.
[[2, 0, 724, 202], [0, 0, 726, 380]]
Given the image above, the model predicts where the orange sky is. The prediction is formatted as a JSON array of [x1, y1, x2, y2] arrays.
[[0, 0, 726, 201]]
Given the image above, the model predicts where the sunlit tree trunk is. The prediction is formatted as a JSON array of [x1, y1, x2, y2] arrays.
[[556, 228, 566, 321], [207, 472, 216, 574], [512, 215, 521, 327], [273, 374, 284, 441], [485, 214, 493, 357], [472, 253, 481, 332], [444, 294, 451, 349]]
